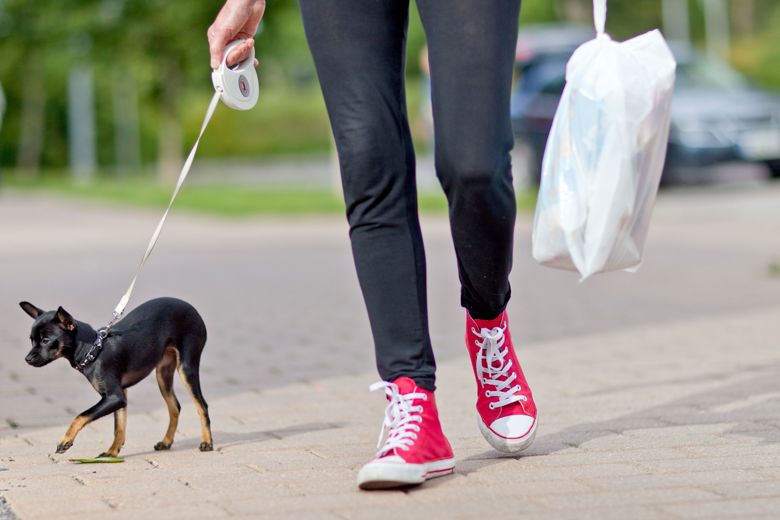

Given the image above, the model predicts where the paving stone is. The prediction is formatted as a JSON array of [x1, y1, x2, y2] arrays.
[[701, 480, 780, 500], [532, 487, 722, 509], [579, 469, 771, 492], [659, 497, 780, 518]]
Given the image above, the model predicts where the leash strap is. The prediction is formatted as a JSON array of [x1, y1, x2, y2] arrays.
[[108, 91, 222, 328]]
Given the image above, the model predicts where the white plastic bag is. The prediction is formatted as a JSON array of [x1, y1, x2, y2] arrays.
[[531, 0, 676, 280]]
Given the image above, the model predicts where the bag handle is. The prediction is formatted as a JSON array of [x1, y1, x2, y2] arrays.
[[593, 0, 607, 37]]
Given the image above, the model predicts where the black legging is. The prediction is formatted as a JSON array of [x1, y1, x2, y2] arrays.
[[299, 0, 521, 390]]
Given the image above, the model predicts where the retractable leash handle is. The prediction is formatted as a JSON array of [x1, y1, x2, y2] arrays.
[[107, 40, 259, 330], [211, 40, 259, 111]]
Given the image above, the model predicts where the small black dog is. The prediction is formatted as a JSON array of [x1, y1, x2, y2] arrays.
[[20, 297, 212, 457]]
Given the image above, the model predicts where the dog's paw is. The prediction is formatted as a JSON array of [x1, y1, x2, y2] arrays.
[[98, 452, 119, 458], [153, 442, 171, 451], [56, 440, 73, 454], [199, 442, 213, 452]]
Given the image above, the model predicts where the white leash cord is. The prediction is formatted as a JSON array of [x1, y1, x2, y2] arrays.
[[107, 91, 222, 328], [104, 39, 258, 330]]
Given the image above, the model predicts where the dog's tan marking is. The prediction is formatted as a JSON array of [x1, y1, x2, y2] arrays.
[[156, 348, 180, 446], [177, 365, 213, 447], [102, 402, 127, 457], [59, 415, 90, 447]]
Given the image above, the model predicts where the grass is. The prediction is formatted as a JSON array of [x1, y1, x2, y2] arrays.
[[768, 259, 780, 278], [185, 79, 429, 158], [3, 173, 537, 217], [189, 84, 333, 158], [5, 174, 347, 216]]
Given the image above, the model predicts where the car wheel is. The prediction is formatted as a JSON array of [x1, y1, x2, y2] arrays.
[[659, 161, 676, 187], [766, 160, 780, 180], [511, 138, 541, 189]]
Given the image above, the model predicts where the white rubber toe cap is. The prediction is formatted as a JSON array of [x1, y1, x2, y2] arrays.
[[490, 414, 535, 439], [479, 414, 538, 454], [357, 456, 455, 490]]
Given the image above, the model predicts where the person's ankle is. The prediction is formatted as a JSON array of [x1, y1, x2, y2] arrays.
[[468, 310, 506, 329], [385, 375, 435, 392]]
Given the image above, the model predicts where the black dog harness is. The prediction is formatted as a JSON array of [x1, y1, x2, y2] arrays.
[[76, 328, 108, 372]]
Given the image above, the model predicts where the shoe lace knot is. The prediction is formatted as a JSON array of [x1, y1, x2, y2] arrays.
[[370, 381, 427, 457], [472, 325, 526, 410]]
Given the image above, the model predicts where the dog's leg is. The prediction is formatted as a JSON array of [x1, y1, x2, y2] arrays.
[[99, 394, 127, 457], [154, 348, 181, 451], [177, 359, 213, 452], [56, 390, 126, 454]]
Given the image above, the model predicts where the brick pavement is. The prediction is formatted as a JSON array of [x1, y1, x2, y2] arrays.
[[1, 183, 780, 518]]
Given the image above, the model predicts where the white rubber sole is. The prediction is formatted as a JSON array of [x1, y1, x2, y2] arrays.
[[357, 457, 455, 490], [478, 415, 538, 454]]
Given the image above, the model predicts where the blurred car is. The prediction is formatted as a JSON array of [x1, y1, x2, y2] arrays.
[[510, 24, 780, 184]]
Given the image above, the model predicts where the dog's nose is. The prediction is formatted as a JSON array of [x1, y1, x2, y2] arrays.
[[25, 353, 36, 365]]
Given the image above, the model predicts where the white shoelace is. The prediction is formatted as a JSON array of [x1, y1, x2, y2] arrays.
[[370, 381, 427, 457], [472, 326, 526, 410]]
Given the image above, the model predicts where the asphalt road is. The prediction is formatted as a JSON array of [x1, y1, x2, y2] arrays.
[[1, 180, 779, 421]]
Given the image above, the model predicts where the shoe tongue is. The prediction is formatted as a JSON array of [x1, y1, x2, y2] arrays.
[[392, 377, 418, 394], [471, 312, 506, 330]]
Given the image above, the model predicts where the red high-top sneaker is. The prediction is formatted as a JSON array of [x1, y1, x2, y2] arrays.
[[466, 311, 537, 453], [357, 377, 455, 490]]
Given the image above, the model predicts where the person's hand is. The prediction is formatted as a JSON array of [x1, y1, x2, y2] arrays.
[[208, 0, 266, 69]]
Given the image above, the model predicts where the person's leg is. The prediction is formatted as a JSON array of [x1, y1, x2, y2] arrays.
[[300, 1, 455, 488], [418, 1, 537, 454], [298, 0, 436, 390], [416, 0, 520, 319]]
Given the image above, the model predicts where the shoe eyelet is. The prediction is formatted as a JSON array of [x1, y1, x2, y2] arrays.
[[484, 391, 491, 397], [489, 403, 495, 410]]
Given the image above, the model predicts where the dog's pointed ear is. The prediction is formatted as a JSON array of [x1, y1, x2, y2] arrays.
[[55, 307, 76, 331], [19, 301, 44, 319]]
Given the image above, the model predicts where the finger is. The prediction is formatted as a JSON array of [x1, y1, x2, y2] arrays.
[[226, 39, 254, 67], [208, 25, 231, 69]]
